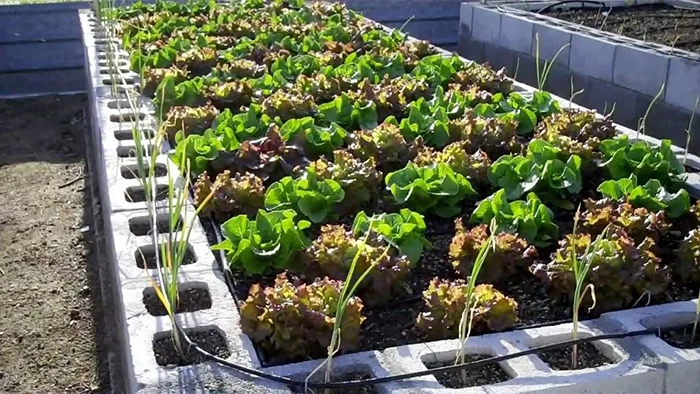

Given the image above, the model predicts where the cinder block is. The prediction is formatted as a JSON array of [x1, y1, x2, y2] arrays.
[[637, 96, 691, 148], [613, 44, 670, 98], [665, 57, 700, 113], [602, 302, 700, 394], [472, 6, 501, 44], [499, 13, 533, 55], [459, 2, 474, 37], [569, 32, 616, 82], [531, 23, 572, 67], [583, 78, 640, 130], [457, 31, 485, 63], [483, 43, 515, 75]]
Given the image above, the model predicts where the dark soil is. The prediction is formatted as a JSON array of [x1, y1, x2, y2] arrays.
[[538, 341, 614, 370], [142, 286, 213, 316], [548, 5, 700, 53], [135, 243, 197, 269], [0, 95, 110, 393], [201, 196, 699, 366], [425, 355, 512, 388], [153, 329, 231, 366], [289, 372, 377, 394], [660, 326, 700, 349]]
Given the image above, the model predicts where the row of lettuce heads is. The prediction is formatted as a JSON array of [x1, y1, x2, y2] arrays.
[[115, 0, 700, 361]]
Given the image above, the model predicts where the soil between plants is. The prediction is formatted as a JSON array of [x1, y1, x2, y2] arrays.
[[425, 355, 512, 388], [153, 329, 231, 366], [660, 327, 700, 349], [0, 95, 110, 393], [537, 342, 613, 370], [547, 5, 700, 53], [289, 372, 378, 394]]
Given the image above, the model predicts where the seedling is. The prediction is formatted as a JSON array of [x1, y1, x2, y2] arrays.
[[453, 219, 496, 383], [684, 96, 699, 165], [636, 82, 665, 140], [535, 33, 570, 92]]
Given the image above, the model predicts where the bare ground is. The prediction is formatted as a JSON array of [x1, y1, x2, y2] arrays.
[[0, 95, 110, 393]]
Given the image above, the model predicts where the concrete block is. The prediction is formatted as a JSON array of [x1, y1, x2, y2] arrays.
[[584, 78, 640, 130], [532, 23, 572, 67], [602, 302, 700, 394], [472, 6, 501, 44], [637, 96, 691, 149], [460, 2, 474, 38], [499, 13, 533, 55], [483, 43, 515, 77], [613, 44, 670, 98], [457, 31, 485, 63], [0, 68, 86, 97], [569, 32, 616, 82], [385, 19, 458, 46], [665, 57, 700, 113]]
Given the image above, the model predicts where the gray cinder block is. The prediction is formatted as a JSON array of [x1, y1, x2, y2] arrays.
[[569, 32, 616, 82], [531, 23, 571, 67], [613, 44, 670, 98], [499, 13, 533, 55], [472, 6, 501, 44], [665, 56, 700, 113]]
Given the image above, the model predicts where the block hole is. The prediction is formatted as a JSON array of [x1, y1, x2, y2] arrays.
[[116, 144, 155, 158], [641, 312, 700, 350], [114, 128, 154, 141], [135, 242, 196, 269], [142, 282, 212, 316], [103, 76, 136, 86], [100, 68, 131, 75], [422, 352, 512, 389], [120, 163, 167, 179], [530, 332, 619, 371], [124, 184, 169, 203], [109, 112, 145, 122], [153, 326, 230, 366], [128, 213, 183, 236]]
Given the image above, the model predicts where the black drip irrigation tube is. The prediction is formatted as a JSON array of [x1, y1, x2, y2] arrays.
[[170, 221, 693, 390]]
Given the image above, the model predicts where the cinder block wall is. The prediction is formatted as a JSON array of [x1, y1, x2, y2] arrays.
[[0, 0, 464, 97], [458, 3, 700, 153]]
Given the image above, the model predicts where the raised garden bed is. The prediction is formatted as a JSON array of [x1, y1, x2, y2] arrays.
[[90, 0, 700, 391], [547, 4, 700, 53]]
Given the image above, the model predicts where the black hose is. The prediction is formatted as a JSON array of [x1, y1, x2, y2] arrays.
[[175, 321, 666, 389], [536, 0, 609, 14]]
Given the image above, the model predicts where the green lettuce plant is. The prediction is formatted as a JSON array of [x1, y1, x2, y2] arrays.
[[352, 209, 429, 265], [264, 168, 345, 223], [598, 174, 690, 218], [385, 162, 477, 218], [600, 135, 686, 189], [212, 209, 311, 275], [470, 189, 559, 247], [278, 116, 347, 157], [488, 139, 582, 205]]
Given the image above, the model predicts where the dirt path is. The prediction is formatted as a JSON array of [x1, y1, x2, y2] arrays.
[[0, 95, 110, 393]]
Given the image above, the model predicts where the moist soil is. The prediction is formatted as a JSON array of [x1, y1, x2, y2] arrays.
[[547, 5, 700, 53], [289, 372, 378, 394], [660, 327, 700, 349], [201, 195, 699, 366], [538, 342, 614, 370], [0, 95, 110, 393], [153, 329, 231, 366], [425, 355, 512, 388], [143, 286, 213, 316]]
